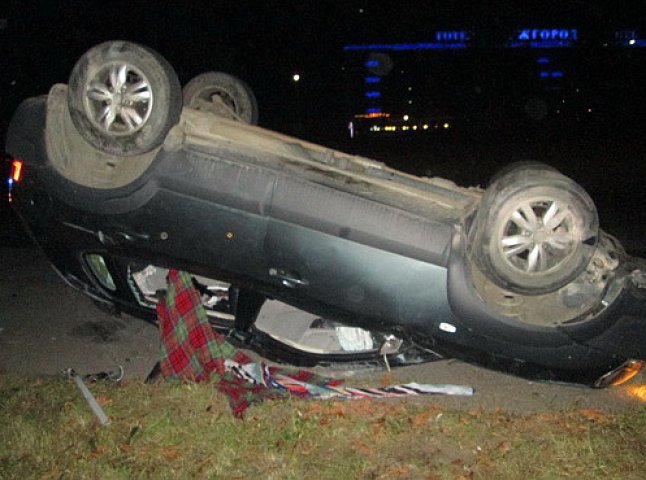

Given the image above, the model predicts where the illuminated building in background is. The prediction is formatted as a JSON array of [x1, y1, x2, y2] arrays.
[[343, 27, 645, 137]]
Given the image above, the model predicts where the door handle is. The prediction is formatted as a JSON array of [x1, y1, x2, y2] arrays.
[[268, 267, 309, 288], [114, 230, 150, 243]]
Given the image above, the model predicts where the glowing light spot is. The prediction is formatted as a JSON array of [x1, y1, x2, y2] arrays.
[[403, 115, 409, 121], [626, 384, 646, 402], [443, 122, 450, 129], [439, 322, 456, 333], [11, 159, 23, 182], [225, 232, 235, 240], [355, 112, 390, 119]]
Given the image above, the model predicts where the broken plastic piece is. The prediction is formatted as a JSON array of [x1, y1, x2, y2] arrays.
[[379, 335, 404, 371], [402, 382, 474, 396], [84, 365, 124, 383], [335, 325, 375, 351], [62, 368, 111, 426]]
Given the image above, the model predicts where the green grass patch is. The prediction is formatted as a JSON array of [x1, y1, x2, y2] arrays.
[[1, 374, 644, 479]]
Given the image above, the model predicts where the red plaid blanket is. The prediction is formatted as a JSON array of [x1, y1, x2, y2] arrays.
[[157, 270, 341, 417]]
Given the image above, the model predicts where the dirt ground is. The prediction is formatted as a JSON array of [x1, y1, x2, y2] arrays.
[[1, 243, 644, 414]]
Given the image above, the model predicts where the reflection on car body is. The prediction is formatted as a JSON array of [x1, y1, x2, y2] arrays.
[[5, 41, 646, 387]]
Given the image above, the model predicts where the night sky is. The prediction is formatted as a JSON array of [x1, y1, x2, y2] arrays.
[[2, 1, 645, 139]]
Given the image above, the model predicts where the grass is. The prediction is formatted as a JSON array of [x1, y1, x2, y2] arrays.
[[1, 374, 645, 479]]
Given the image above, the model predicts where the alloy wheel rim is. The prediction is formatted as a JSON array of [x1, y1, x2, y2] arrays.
[[498, 199, 576, 274], [84, 62, 153, 135]]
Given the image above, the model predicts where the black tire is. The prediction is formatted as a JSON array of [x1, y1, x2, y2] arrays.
[[68, 41, 182, 155], [486, 161, 558, 189], [182, 71, 259, 124], [471, 165, 599, 295]]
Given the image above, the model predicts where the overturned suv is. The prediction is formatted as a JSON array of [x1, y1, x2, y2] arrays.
[[6, 41, 646, 386]]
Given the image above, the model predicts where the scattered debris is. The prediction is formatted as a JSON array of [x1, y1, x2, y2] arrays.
[[83, 365, 124, 383], [62, 368, 111, 426], [379, 335, 403, 371], [156, 270, 474, 417]]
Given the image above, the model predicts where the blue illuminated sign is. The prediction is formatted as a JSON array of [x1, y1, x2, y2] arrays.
[[345, 30, 471, 52], [346, 43, 468, 51], [435, 31, 470, 42], [366, 107, 382, 114], [365, 76, 381, 84], [365, 91, 381, 98], [518, 28, 577, 41], [539, 71, 564, 78], [346, 31, 470, 52], [509, 28, 578, 48]]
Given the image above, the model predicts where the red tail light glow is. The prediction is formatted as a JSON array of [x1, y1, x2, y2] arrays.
[[11, 159, 23, 182]]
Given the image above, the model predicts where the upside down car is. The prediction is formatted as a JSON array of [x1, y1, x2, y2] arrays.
[[5, 41, 646, 386]]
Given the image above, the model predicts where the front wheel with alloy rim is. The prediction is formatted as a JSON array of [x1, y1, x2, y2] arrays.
[[470, 164, 599, 295], [67, 41, 182, 156]]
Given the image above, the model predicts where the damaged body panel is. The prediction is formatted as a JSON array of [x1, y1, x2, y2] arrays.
[[5, 41, 646, 386]]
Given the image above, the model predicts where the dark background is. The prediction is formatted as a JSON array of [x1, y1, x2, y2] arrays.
[[2, 1, 645, 138], [1, 0, 645, 252]]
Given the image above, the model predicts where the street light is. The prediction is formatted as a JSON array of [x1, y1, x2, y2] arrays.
[[292, 73, 302, 133]]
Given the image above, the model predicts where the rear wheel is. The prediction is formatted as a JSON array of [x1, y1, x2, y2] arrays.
[[68, 41, 182, 155], [471, 164, 599, 295], [182, 71, 259, 124]]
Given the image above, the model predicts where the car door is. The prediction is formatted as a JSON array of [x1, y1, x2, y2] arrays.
[[265, 218, 452, 331]]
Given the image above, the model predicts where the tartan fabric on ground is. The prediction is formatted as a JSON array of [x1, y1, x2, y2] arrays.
[[157, 270, 339, 417], [157, 270, 474, 418], [157, 270, 236, 381]]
